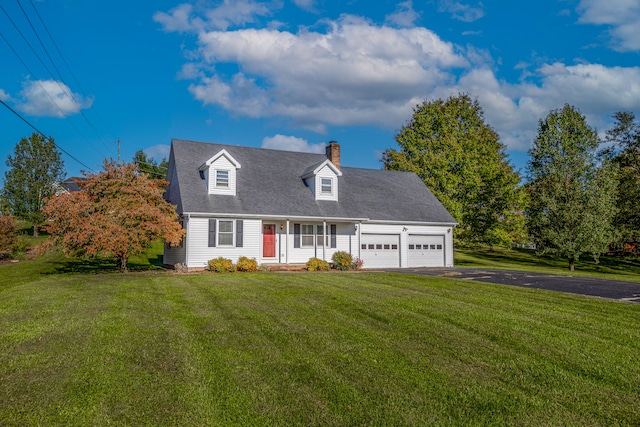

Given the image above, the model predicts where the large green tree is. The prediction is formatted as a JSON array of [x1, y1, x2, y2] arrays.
[[527, 104, 617, 271], [1, 133, 65, 236], [133, 150, 168, 179], [383, 93, 524, 246], [605, 112, 640, 253]]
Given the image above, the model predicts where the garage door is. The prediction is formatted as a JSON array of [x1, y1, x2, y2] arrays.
[[407, 235, 445, 267], [360, 234, 400, 268]]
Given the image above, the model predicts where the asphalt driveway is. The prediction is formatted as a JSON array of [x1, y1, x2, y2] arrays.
[[388, 268, 640, 303]]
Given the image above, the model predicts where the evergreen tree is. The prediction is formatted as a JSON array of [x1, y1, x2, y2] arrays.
[[527, 105, 617, 270], [383, 93, 523, 246], [1, 133, 65, 236]]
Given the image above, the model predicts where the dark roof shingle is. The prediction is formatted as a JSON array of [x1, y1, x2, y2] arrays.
[[167, 139, 456, 224]]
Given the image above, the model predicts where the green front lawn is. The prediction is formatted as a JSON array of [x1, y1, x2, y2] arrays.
[[456, 247, 640, 282], [1, 252, 639, 426]]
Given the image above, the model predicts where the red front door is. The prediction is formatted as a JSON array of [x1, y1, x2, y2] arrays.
[[263, 224, 276, 258]]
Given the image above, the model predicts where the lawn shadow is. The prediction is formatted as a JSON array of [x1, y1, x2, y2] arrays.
[[51, 256, 167, 274]]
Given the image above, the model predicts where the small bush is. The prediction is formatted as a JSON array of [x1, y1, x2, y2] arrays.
[[257, 264, 271, 272], [306, 257, 330, 271], [174, 263, 188, 273], [236, 256, 258, 272], [207, 257, 235, 273], [0, 215, 19, 256], [352, 257, 364, 270], [332, 251, 353, 270]]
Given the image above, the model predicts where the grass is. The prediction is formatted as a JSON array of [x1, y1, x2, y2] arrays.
[[456, 247, 640, 283], [1, 249, 639, 426]]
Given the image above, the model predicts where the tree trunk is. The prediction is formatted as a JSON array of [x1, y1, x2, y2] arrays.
[[569, 258, 575, 272], [33, 223, 38, 237], [117, 255, 128, 272]]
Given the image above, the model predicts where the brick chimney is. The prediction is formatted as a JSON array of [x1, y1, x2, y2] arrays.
[[325, 141, 340, 170]]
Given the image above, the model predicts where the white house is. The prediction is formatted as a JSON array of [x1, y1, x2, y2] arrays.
[[164, 139, 457, 270]]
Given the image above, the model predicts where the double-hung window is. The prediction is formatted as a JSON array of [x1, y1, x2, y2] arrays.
[[218, 220, 234, 246], [321, 178, 332, 194], [208, 219, 243, 247], [216, 170, 229, 188], [301, 225, 314, 247]]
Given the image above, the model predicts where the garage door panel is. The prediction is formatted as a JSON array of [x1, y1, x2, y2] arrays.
[[361, 234, 400, 268], [408, 235, 444, 267]]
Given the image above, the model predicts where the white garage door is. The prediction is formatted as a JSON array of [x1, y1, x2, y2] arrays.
[[360, 234, 400, 268], [407, 235, 445, 267]]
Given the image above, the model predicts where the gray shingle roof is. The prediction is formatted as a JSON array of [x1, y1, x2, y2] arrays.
[[167, 139, 456, 224]]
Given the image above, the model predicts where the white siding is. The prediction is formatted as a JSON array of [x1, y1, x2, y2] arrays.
[[314, 165, 338, 201], [206, 156, 237, 196], [284, 222, 356, 264], [186, 217, 261, 269]]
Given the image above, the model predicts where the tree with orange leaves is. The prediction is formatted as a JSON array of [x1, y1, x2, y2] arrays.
[[43, 159, 184, 271]]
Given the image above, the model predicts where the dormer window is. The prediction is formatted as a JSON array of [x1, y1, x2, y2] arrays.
[[321, 178, 332, 194], [300, 159, 342, 202], [199, 149, 241, 196], [216, 170, 229, 188]]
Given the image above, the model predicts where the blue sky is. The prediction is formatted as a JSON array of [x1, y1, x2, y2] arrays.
[[1, 0, 639, 179]]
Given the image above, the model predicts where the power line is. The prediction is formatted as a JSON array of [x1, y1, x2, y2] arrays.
[[1, 2, 117, 165], [16, 0, 114, 154], [26, 0, 117, 143], [0, 98, 95, 172]]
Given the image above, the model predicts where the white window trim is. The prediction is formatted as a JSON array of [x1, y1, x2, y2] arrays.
[[218, 219, 234, 246], [301, 224, 314, 248], [215, 170, 229, 188], [320, 178, 332, 195]]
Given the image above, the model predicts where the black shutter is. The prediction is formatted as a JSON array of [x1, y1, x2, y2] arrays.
[[294, 223, 301, 248], [330, 224, 337, 248], [208, 219, 216, 247], [236, 220, 243, 247]]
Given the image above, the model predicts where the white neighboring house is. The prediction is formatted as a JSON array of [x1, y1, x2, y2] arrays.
[[164, 139, 457, 270]]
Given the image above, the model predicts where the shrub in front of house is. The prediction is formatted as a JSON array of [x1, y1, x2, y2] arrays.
[[306, 257, 330, 271], [331, 251, 353, 270], [207, 257, 235, 273], [236, 256, 258, 272], [352, 257, 364, 270]]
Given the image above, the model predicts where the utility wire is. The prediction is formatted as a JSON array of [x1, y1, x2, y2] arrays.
[[0, 98, 95, 172], [26, 0, 117, 143], [0, 28, 93, 144], [15, 0, 114, 154]]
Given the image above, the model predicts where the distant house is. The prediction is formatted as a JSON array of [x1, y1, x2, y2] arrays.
[[53, 177, 83, 195], [164, 139, 456, 270]]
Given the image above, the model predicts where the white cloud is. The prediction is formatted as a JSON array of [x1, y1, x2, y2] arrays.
[[180, 15, 466, 130], [143, 144, 171, 161], [438, 1, 484, 23], [385, 1, 420, 28], [16, 79, 92, 118], [157, 4, 640, 153], [577, 0, 640, 51], [261, 134, 325, 153], [0, 89, 11, 101], [292, 0, 317, 13], [154, 0, 274, 32]]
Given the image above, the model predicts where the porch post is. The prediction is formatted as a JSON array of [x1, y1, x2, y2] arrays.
[[285, 219, 290, 264], [323, 220, 327, 261]]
